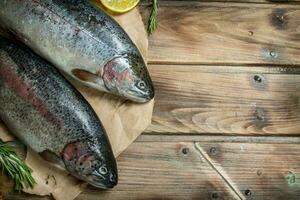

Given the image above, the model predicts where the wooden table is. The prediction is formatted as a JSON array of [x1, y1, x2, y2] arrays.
[[4, 0, 300, 199]]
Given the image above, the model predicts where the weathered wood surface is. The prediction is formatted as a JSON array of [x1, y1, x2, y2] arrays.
[[141, 2, 300, 65], [5, 139, 240, 200], [141, 0, 300, 4], [145, 65, 300, 134], [3, 0, 300, 199], [197, 141, 300, 200], [6, 136, 300, 200]]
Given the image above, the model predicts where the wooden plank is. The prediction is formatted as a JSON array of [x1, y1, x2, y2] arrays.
[[140, 3, 300, 64], [197, 141, 300, 200], [141, 0, 300, 4], [145, 64, 300, 134], [5, 141, 240, 200], [6, 136, 300, 200], [137, 134, 300, 143]]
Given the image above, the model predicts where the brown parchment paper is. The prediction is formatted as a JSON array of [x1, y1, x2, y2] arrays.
[[0, 7, 153, 200]]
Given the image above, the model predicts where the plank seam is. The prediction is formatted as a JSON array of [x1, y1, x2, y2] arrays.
[[139, 134, 300, 143], [148, 62, 300, 68], [194, 142, 245, 200], [140, 1, 300, 7]]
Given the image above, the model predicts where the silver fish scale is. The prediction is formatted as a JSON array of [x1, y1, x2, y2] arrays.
[[0, 0, 140, 74], [40, 0, 137, 53], [0, 38, 109, 155]]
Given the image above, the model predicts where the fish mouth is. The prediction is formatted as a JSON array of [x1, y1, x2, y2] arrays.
[[87, 176, 117, 189], [86, 171, 118, 189], [88, 181, 116, 189], [124, 89, 154, 103]]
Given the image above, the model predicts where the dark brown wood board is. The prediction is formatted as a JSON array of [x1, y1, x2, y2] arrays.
[[141, 0, 300, 4], [5, 140, 240, 200], [6, 136, 300, 200], [2, 0, 300, 199], [146, 65, 300, 134], [141, 2, 300, 65], [197, 141, 300, 200]]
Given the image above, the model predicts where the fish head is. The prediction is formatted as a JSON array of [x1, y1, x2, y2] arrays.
[[62, 140, 118, 189], [102, 54, 155, 103]]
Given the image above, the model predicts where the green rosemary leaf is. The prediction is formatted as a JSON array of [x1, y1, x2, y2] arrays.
[[0, 140, 36, 192], [147, 0, 158, 35]]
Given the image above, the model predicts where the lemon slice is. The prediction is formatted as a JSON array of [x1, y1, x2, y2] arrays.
[[100, 0, 139, 14]]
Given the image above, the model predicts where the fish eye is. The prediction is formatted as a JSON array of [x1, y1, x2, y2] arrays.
[[99, 166, 108, 175], [137, 80, 146, 90]]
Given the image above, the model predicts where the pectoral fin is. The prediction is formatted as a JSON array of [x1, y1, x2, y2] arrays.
[[71, 68, 108, 91], [40, 150, 65, 169], [71, 69, 99, 82]]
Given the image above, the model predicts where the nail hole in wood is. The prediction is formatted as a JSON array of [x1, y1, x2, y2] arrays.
[[248, 31, 253, 36], [257, 170, 262, 176], [286, 171, 296, 185], [270, 9, 288, 30], [209, 147, 218, 155], [256, 114, 264, 121], [269, 51, 276, 57], [254, 75, 262, 83], [211, 192, 219, 199], [181, 148, 189, 155], [245, 189, 252, 196]]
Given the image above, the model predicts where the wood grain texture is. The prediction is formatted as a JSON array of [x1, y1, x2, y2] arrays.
[[3, 0, 300, 199], [141, 3, 300, 64], [146, 64, 300, 134], [6, 141, 240, 200], [141, 0, 300, 4], [137, 134, 300, 143], [197, 141, 300, 200], [6, 137, 300, 200]]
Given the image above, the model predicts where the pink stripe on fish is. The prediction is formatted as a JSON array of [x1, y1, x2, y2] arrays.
[[0, 64, 62, 126]]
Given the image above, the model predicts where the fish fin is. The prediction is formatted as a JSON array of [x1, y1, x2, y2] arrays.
[[4, 140, 27, 160], [0, 28, 10, 39], [0, 28, 25, 45], [40, 150, 65, 169], [71, 68, 108, 91], [71, 68, 100, 82], [97, 67, 104, 77]]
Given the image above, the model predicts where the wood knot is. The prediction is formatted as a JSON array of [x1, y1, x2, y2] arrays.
[[254, 107, 265, 122], [252, 107, 269, 130], [270, 9, 288, 30]]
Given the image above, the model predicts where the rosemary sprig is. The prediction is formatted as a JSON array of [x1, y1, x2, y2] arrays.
[[0, 140, 36, 192], [147, 0, 158, 35]]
